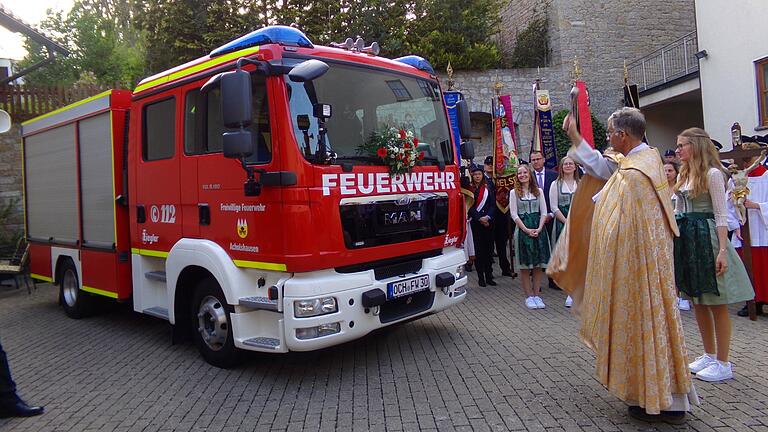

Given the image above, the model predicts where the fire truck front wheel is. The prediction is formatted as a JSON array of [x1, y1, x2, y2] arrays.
[[191, 278, 242, 368], [59, 259, 92, 319]]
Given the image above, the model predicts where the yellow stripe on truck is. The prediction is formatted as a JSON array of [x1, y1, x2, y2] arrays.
[[134, 46, 260, 93], [82, 285, 119, 299], [30, 273, 53, 283], [22, 90, 112, 126], [130, 248, 170, 258]]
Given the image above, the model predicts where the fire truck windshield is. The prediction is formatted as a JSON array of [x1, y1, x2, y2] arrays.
[[286, 62, 454, 166]]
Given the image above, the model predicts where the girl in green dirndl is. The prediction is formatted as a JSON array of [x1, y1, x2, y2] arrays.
[[548, 156, 579, 308], [674, 128, 754, 383], [509, 164, 551, 309]]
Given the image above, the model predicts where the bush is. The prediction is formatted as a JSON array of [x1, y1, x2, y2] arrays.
[[552, 109, 608, 159]]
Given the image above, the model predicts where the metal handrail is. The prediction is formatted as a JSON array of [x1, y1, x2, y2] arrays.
[[627, 31, 699, 92]]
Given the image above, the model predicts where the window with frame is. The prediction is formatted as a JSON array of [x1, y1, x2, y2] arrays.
[[758, 58, 768, 127], [184, 73, 272, 164], [143, 98, 176, 161]]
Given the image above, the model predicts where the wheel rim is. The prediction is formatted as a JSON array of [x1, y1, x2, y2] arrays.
[[62, 269, 78, 307], [197, 295, 228, 351]]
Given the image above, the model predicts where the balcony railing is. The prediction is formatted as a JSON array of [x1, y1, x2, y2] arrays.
[[627, 31, 699, 92]]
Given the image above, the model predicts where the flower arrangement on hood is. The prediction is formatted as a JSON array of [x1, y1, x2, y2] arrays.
[[360, 127, 424, 174]]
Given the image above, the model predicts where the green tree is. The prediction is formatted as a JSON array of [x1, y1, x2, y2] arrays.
[[552, 109, 608, 159], [405, 0, 502, 70], [134, 0, 503, 75], [18, 0, 146, 87]]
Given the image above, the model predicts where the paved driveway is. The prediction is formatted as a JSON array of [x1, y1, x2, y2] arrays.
[[0, 273, 766, 432]]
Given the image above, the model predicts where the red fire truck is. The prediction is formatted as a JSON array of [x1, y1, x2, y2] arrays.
[[21, 26, 472, 367]]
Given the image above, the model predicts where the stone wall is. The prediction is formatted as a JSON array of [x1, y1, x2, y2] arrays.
[[497, 0, 551, 61], [439, 67, 571, 159], [0, 124, 24, 239], [497, 0, 697, 126]]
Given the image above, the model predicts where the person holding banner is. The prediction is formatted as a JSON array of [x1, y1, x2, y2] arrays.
[[562, 107, 695, 423], [468, 164, 497, 287], [549, 156, 579, 307], [509, 164, 550, 309]]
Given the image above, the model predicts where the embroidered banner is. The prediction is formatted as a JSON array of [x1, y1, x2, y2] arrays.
[[493, 95, 519, 212], [443, 91, 463, 159], [535, 90, 557, 169]]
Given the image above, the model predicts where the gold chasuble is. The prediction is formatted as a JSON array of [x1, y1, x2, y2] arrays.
[[579, 148, 691, 414]]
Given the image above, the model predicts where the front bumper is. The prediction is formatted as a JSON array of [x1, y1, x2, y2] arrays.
[[230, 247, 467, 352]]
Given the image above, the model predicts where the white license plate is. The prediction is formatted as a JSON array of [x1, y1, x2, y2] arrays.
[[387, 274, 430, 299]]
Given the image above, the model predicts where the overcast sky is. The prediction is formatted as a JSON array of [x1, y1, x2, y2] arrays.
[[0, 0, 74, 60]]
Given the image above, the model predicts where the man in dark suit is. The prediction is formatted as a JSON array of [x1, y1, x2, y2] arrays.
[[529, 151, 559, 289], [0, 338, 44, 418]]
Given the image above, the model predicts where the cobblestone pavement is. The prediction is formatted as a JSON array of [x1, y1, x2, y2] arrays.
[[0, 271, 767, 432]]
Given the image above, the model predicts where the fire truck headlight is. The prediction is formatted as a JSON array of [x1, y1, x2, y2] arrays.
[[294, 297, 338, 318]]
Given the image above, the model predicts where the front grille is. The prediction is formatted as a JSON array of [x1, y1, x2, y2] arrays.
[[335, 249, 441, 280], [379, 290, 435, 324], [339, 193, 449, 249]]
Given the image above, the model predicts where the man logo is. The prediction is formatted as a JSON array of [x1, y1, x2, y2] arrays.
[[395, 195, 412, 206], [237, 218, 248, 238]]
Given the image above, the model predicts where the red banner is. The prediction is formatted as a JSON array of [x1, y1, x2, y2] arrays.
[[575, 81, 594, 148]]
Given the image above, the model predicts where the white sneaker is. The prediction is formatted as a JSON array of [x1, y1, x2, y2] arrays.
[[689, 353, 717, 374], [534, 296, 545, 309], [696, 361, 733, 382], [525, 297, 537, 309], [678, 298, 691, 311], [565, 296, 573, 308]]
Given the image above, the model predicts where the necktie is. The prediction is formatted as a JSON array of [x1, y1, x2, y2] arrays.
[[538, 172, 543, 187]]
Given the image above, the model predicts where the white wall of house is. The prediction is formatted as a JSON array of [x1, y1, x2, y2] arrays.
[[644, 90, 704, 153], [696, 0, 768, 149], [0, 58, 24, 84]]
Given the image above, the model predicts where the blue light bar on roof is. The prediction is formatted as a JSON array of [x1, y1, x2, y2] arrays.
[[210, 26, 314, 57], [394, 56, 435, 74]]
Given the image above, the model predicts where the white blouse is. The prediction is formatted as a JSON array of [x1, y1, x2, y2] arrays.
[[509, 188, 548, 224], [549, 180, 578, 218], [675, 167, 729, 227]]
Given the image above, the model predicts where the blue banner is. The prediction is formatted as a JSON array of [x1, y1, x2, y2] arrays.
[[535, 90, 558, 169], [443, 91, 463, 159]]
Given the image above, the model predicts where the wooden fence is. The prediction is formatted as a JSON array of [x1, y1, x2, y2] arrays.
[[0, 84, 119, 123]]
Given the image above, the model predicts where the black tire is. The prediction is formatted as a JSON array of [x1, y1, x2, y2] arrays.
[[59, 259, 92, 319], [191, 278, 242, 368]]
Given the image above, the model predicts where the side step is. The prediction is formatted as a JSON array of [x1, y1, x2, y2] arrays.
[[242, 337, 280, 350], [145, 271, 167, 282], [144, 306, 169, 320], [239, 296, 278, 311]]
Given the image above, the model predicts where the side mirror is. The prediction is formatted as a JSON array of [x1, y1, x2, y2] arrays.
[[460, 141, 475, 161], [220, 69, 252, 128], [288, 59, 329, 82], [456, 99, 471, 140], [223, 130, 254, 159], [0, 110, 10, 134]]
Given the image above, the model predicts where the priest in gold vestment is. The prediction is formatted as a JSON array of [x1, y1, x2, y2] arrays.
[[558, 108, 695, 423]]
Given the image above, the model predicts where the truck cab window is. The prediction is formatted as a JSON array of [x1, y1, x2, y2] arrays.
[[143, 97, 176, 161], [184, 73, 272, 164]]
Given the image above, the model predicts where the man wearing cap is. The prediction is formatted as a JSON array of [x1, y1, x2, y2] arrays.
[[484, 156, 513, 276], [663, 149, 678, 164], [468, 163, 497, 286]]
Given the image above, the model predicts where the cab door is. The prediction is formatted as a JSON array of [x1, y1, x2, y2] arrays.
[[180, 72, 283, 267], [132, 93, 183, 254]]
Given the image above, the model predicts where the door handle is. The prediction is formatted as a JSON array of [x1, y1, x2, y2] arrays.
[[137, 205, 146, 223], [199, 204, 210, 226]]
